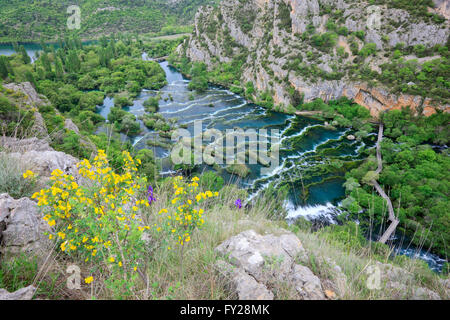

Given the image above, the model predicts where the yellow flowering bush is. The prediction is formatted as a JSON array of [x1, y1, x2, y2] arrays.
[[155, 176, 218, 250], [32, 150, 151, 293]]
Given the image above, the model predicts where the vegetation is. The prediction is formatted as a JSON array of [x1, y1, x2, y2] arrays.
[[342, 108, 450, 256], [0, 0, 219, 42]]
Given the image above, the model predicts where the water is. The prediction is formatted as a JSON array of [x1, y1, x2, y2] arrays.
[[0, 43, 43, 62], [97, 61, 371, 213]]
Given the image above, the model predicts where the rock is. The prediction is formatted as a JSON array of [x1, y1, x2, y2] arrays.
[[3, 82, 49, 107], [0, 285, 36, 300], [290, 264, 325, 300], [412, 287, 441, 300], [64, 119, 80, 134], [0, 137, 53, 153], [324, 289, 336, 300], [215, 229, 325, 300], [6, 150, 80, 181], [346, 135, 356, 141], [215, 260, 274, 300], [0, 194, 51, 260]]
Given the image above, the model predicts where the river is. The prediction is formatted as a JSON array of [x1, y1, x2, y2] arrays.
[[0, 44, 446, 272]]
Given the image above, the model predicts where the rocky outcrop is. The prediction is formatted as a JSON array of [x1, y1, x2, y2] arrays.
[[0, 285, 36, 300], [3, 82, 49, 107], [0, 136, 53, 153], [3, 82, 49, 138], [0, 194, 51, 260], [375, 262, 442, 300], [5, 150, 80, 181], [181, 0, 449, 117], [215, 229, 326, 300]]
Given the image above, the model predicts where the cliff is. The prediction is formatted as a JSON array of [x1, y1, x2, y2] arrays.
[[179, 0, 450, 116]]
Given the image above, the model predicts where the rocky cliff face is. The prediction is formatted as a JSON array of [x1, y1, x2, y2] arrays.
[[180, 0, 449, 116]]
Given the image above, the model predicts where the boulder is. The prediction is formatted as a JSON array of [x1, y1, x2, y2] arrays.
[[0, 137, 53, 153], [6, 150, 80, 181], [215, 260, 274, 300], [0, 193, 51, 260], [215, 229, 325, 300], [0, 285, 36, 300]]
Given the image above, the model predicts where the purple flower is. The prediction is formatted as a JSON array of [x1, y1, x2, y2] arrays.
[[235, 199, 242, 209], [147, 185, 156, 205]]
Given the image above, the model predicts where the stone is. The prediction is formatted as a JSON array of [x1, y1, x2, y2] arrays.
[[215, 229, 325, 300], [0, 285, 36, 300], [215, 260, 274, 300], [290, 264, 325, 300], [3, 82, 49, 107], [64, 119, 80, 134], [215, 229, 305, 280], [0, 137, 53, 153], [0, 193, 52, 260], [324, 290, 336, 300], [6, 150, 80, 181], [346, 135, 356, 141]]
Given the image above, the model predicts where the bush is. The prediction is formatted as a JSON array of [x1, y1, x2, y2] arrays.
[[198, 171, 224, 192], [32, 150, 151, 298]]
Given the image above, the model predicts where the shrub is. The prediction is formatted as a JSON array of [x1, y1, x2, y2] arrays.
[[32, 150, 151, 298]]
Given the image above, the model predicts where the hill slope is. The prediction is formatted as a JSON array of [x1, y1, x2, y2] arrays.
[[176, 0, 449, 116], [0, 0, 219, 42]]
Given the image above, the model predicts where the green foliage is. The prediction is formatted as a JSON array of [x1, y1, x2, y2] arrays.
[[0, 0, 219, 42], [277, 1, 292, 33], [199, 171, 224, 192], [108, 107, 141, 136], [320, 222, 368, 251], [346, 108, 450, 256]]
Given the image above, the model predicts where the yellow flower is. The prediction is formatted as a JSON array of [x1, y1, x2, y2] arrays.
[[118, 261, 123, 267], [109, 256, 115, 263], [85, 276, 94, 284], [22, 170, 35, 179]]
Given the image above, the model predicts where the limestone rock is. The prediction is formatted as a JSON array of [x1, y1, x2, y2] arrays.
[[215, 229, 325, 300], [290, 264, 325, 300], [64, 119, 80, 134], [0, 193, 51, 259], [0, 285, 36, 300], [6, 150, 80, 181], [215, 260, 274, 300], [0, 137, 53, 153], [3, 82, 49, 107]]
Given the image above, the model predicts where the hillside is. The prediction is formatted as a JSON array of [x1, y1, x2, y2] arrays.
[[175, 0, 449, 116], [0, 0, 219, 42]]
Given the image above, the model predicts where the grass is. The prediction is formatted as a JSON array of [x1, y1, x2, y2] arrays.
[[0, 152, 37, 199]]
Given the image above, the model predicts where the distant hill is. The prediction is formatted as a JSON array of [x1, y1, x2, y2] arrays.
[[0, 0, 219, 42]]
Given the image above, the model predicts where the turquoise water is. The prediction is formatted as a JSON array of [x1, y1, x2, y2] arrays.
[[98, 61, 373, 211]]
